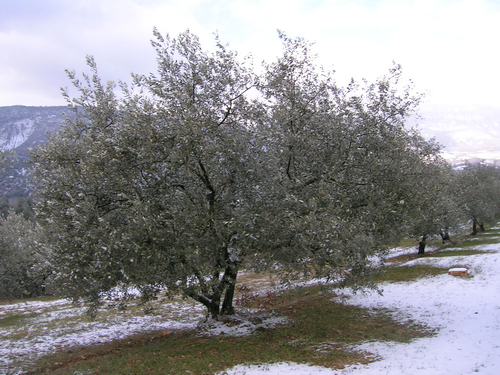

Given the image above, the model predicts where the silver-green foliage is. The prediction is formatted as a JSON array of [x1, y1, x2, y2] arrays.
[[454, 162, 500, 234], [0, 211, 44, 300], [31, 30, 439, 317]]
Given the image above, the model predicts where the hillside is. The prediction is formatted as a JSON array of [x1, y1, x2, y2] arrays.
[[0, 106, 68, 198], [415, 103, 500, 165]]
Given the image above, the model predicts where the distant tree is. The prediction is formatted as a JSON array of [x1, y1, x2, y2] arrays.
[[0, 210, 44, 300], [14, 197, 35, 221], [31, 30, 439, 318], [454, 162, 500, 235], [0, 150, 14, 171], [0, 196, 9, 218], [401, 146, 463, 254]]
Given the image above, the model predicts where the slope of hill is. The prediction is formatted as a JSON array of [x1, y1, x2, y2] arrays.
[[415, 104, 500, 165], [0, 106, 68, 198], [0, 105, 68, 156]]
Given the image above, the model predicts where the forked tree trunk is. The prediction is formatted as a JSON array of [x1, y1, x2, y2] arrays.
[[220, 264, 238, 315], [418, 235, 427, 255], [187, 264, 239, 319]]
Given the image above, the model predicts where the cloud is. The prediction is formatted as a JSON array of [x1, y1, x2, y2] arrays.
[[1, 0, 499, 106]]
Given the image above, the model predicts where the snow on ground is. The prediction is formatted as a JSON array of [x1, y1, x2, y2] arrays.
[[0, 268, 282, 374], [222, 240, 500, 375], [0, 297, 205, 374], [197, 312, 289, 338]]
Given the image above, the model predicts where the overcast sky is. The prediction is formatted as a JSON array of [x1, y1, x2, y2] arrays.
[[1, 0, 499, 108]]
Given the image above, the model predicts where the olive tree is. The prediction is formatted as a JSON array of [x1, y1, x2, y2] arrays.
[[399, 141, 462, 254], [31, 30, 438, 317], [454, 162, 500, 235], [255, 33, 443, 276], [32, 31, 265, 317], [0, 210, 45, 300]]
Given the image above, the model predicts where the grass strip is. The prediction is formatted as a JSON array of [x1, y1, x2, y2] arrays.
[[0, 313, 40, 328], [374, 265, 447, 283], [430, 249, 491, 257]]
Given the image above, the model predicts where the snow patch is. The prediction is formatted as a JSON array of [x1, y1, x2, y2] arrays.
[[221, 362, 342, 374], [222, 242, 500, 374], [0, 298, 205, 374], [197, 311, 288, 338], [0, 118, 36, 151]]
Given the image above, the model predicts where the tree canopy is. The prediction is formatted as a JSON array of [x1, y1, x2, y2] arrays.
[[0, 210, 44, 300], [32, 30, 447, 318], [454, 162, 500, 235]]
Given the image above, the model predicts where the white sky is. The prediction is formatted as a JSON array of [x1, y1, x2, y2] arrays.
[[1, 0, 499, 108]]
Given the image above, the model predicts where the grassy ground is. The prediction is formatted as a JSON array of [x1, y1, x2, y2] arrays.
[[26, 287, 431, 375], [14, 225, 500, 375]]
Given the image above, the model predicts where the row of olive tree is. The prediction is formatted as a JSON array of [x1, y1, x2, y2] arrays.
[[28, 30, 500, 317], [454, 162, 500, 235], [405, 160, 500, 255]]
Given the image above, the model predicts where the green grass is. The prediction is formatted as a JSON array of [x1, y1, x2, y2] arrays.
[[446, 237, 500, 249], [374, 265, 447, 283], [430, 249, 491, 257], [0, 313, 39, 328], [27, 287, 431, 375], [470, 231, 500, 238]]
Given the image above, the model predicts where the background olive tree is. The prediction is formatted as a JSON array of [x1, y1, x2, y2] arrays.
[[31, 30, 443, 317], [454, 162, 500, 235], [401, 145, 462, 254], [0, 210, 45, 300]]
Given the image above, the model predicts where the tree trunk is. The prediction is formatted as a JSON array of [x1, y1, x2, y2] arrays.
[[221, 282, 236, 315], [440, 229, 452, 244], [220, 264, 239, 316], [187, 264, 239, 319], [471, 219, 478, 236], [418, 235, 427, 255], [185, 291, 220, 319], [210, 286, 223, 319]]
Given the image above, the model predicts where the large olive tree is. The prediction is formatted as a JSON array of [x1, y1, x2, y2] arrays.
[[31, 30, 439, 317]]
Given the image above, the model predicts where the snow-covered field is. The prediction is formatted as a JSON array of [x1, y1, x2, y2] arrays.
[[0, 269, 285, 374], [1, 234, 499, 374], [224, 240, 500, 375], [0, 296, 205, 374]]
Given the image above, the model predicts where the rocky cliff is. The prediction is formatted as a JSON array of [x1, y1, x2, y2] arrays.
[[0, 106, 68, 198]]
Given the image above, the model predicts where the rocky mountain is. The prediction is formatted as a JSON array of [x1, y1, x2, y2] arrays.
[[0, 106, 68, 156], [414, 104, 500, 165], [0, 106, 69, 198]]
